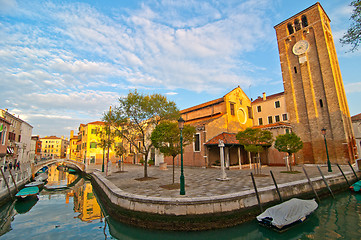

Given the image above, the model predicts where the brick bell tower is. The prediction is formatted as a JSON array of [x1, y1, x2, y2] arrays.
[[274, 3, 356, 164]]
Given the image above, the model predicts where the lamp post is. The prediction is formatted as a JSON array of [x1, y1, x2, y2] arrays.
[[321, 128, 332, 172], [178, 116, 185, 195]]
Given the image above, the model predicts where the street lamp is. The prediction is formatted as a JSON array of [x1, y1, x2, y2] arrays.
[[178, 116, 185, 195], [321, 128, 332, 172]]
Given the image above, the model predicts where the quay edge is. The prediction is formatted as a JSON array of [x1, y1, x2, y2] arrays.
[[89, 169, 361, 231]]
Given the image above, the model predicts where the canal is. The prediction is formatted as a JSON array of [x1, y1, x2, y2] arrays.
[[1, 165, 361, 239]]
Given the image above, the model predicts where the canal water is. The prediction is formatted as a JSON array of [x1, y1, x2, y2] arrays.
[[1, 165, 360, 239]]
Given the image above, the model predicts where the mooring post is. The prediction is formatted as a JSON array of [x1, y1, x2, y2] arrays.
[[8, 169, 18, 192], [302, 166, 320, 203], [0, 168, 12, 197], [317, 166, 334, 199], [336, 164, 350, 186], [348, 161, 359, 181], [270, 170, 283, 202], [251, 172, 263, 212]]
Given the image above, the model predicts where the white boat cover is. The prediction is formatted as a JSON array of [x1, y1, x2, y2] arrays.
[[256, 198, 318, 229]]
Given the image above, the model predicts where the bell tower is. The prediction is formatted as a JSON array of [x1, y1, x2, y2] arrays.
[[274, 3, 356, 164]]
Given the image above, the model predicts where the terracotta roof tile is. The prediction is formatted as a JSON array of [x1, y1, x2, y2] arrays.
[[205, 132, 239, 146], [252, 92, 284, 104], [252, 122, 291, 129], [351, 113, 361, 121]]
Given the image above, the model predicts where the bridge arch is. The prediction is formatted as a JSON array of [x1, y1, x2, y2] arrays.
[[31, 159, 85, 175]]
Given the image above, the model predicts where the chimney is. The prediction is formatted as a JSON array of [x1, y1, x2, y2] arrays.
[[263, 92, 266, 101]]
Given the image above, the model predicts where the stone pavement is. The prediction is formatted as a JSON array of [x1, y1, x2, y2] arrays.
[[100, 163, 355, 198]]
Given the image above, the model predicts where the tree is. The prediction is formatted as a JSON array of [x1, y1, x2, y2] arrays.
[[274, 132, 303, 172], [340, 0, 361, 52], [151, 121, 196, 184], [96, 125, 115, 174], [105, 90, 179, 178], [236, 128, 273, 174], [114, 144, 126, 171]]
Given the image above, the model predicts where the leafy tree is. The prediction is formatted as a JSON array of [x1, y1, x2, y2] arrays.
[[151, 121, 196, 184], [340, 0, 361, 52], [274, 132, 303, 172], [105, 90, 179, 178], [236, 128, 273, 174]]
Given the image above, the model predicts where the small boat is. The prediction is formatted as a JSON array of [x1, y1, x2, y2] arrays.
[[350, 180, 361, 192], [257, 198, 318, 232], [34, 172, 48, 182], [44, 184, 68, 191], [25, 181, 45, 189], [15, 196, 39, 214], [15, 186, 39, 199]]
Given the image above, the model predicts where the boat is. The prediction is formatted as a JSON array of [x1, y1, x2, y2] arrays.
[[34, 172, 48, 182], [25, 181, 45, 189], [256, 198, 318, 232], [350, 180, 361, 192], [15, 186, 39, 199], [44, 184, 68, 191]]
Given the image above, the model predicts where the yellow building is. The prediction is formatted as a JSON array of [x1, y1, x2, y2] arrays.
[[67, 130, 78, 161], [73, 183, 102, 222], [76, 121, 122, 167], [40, 136, 69, 159]]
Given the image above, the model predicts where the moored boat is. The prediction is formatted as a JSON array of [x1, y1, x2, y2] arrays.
[[256, 198, 318, 232], [350, 180, 361, 192], [25, 181, 45, 189], [44, 184, 68, 191], [15, 186, 39, 199]]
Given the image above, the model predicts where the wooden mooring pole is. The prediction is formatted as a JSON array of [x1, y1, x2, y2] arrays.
[[336, 164, 350, 186], [270, 170, 283, 202], [251, 172, 263, 212], [317, 166, 334, 199], [8, 169, 18, 192], [348, 161, 359, 181], [302, 166, 320, 203], [0, 168, 12, 198]]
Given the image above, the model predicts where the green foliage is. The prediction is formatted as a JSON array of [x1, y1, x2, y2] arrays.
[[151, 121, 196, 158], [105, 90, 179, 177], [274, 132, 303, 155], [340, 0, 361, 52], [236, 128, 273, 153]]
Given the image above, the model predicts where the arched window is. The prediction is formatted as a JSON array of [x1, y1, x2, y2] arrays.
[[301, 15, 308, 27], [294, 19, 301, 31], [287, 23, 294, 35]]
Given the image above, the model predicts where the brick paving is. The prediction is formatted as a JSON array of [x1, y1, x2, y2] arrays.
[[98, 163, 354, 198]]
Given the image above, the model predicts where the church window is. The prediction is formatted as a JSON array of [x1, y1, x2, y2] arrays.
[[301, 15, 308, 27], [194, 134, 200, 152], [294, 19, 301, 31], [287, 23, 294, 35], [230, 102, 235, 115], [319, 99, 324, 108], [294, 66, 297, 74]]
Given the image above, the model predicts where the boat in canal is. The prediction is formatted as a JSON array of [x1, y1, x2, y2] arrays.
[[25, 181, 45, 189], [34, 172, 48, 182], [15, 187, 39, 199], [256, 198, 318, 232], [44, 184, 68, 191], [350, 180, 361, 192]]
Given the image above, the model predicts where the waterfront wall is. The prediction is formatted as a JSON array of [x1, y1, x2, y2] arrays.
[[91, 169, 360, 230]]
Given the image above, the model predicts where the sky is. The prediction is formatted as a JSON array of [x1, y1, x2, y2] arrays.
[[1, 0, 360, 139]]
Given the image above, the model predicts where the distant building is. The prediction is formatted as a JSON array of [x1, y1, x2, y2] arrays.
[[67, 130, 78, 161], [0, 116, 11, 165], [30, 135, 42, 163], [40, 136, 69, 159]]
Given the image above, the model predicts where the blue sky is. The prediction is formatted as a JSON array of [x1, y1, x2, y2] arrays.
[[1, 0, 360, 138]]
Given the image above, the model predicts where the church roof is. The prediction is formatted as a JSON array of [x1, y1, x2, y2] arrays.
[[205, 132, 240, 146]]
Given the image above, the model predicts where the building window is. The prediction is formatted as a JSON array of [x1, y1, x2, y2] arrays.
[[319, 99, 323, 108], [230, 102, 235, 115], [286, 129, 290, 134], [248, 106, 253, 119], [91, 129, 97, 134], [257, 106, 262, 112], [258, 118, 263, 125], [90, 142, 97, 148], [294, 19, 301, 31], [294, 66, 297, 74], [268, 116, 273, 124], [301, 15, 308, 27], [90, 156, 95, 163], [194, 134, 200, 152], [275, 115, 280, 122], [282, 114, 288, 121], [287, 23, 294, 35], [275, 101, 280, 108]]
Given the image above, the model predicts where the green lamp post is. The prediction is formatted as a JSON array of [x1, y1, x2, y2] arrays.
[[178, 116, 185, 195], [321, 128, 332, 172]]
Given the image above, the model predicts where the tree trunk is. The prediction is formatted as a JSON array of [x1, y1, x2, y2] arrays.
[[289, 152, 293, 172], [143, 151, 149, 178], [172, 156, 175, 184]]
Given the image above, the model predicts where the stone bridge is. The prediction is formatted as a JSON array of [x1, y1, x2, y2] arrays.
[[31, 158, 85, 175]]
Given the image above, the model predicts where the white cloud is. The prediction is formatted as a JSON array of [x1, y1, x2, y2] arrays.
[[345, 82, 361, 93]]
